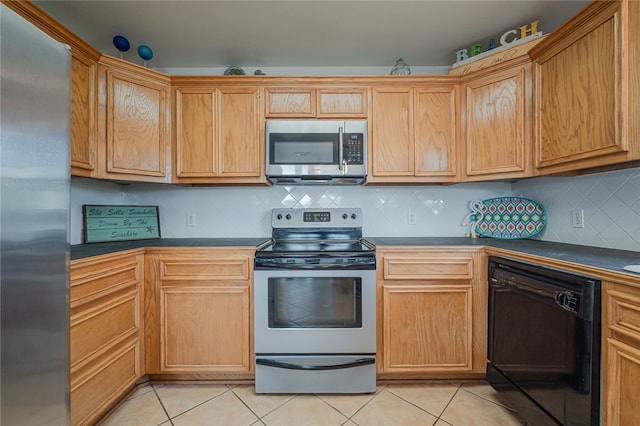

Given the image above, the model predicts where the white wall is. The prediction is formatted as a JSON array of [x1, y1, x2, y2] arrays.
[[120, 182, 511, 241], [513, 167, 640, 251], [156, 66, 451, 76], [72, 180, 513, 245], [71, 168, 640, 251], [70, 178, 125, 244]]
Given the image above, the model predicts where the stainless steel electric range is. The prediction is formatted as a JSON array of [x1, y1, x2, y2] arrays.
[[253, 208, 376, 394]]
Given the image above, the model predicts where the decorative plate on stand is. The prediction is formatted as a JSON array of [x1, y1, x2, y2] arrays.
[[470, 196, 547, 239]]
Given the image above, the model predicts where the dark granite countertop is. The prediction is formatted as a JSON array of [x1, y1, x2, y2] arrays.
[[366, 237, 640, 277], [71, 238, 269, 260], [71, 236, 640, 278]]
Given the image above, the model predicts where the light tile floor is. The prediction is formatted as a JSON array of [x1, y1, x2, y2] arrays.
[[100, 381, 524, 426]]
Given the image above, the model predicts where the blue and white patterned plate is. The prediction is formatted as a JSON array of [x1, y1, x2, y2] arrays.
[[470, 196, 547, 239]]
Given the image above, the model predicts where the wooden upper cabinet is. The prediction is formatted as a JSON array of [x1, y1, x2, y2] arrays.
[[219, 88, 262, 177], [265, 87, 367, 118], [529, 0, 640, 174], [371, 87, 414, 178], [174, 88, 216, 177], [317, 88, 367, 117], [461, 59, 532, 180], [97, 56, 171, 183], [369, 82, 459, 183], [173, 82, 264, 184], [414, 86, 459, 179], [265, 88, 316, 117], [70, 50, 97, 177]]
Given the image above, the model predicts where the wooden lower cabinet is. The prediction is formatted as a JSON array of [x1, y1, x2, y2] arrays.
[[376, 247, 487, 377], [70, 250, 144, 426], [602, 280, 640, 426], [144, 248, 253, 377]]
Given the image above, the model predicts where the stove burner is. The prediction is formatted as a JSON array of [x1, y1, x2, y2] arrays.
[[255, 208, 375, 270]]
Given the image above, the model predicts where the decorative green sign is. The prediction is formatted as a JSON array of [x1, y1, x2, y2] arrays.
[[83, 205, 161, 243]]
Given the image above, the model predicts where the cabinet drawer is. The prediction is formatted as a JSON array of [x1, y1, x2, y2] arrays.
[[71, 291, 139, 366], [159, 257, 251, 282], [607, 290, 640, 341], [71, 339, 140, 426], [383, 257, 473, 280], [71, 255, 141, 303]]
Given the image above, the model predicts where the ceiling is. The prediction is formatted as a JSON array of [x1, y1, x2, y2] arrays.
[[34, 1, 589, 71]]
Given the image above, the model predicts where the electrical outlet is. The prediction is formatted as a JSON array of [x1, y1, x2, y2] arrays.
[[407, 211, 416, 225], [571, 210, 584, 228], [186, 212, 196, 227]]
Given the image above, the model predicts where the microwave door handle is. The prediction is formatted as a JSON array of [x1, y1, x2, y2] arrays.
[[338, 126, 345, 171]]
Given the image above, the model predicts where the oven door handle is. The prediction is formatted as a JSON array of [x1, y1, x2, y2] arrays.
[[256, 357, 375, 371]]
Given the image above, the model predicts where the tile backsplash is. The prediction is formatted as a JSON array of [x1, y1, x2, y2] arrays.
[[513, 167, 640, 251], [70, 167, 640, 252], [121, 182, 510, 240], [69, 178, 509, 244]]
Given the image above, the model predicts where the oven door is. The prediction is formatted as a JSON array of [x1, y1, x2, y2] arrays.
[[254, 269, 376, 354]]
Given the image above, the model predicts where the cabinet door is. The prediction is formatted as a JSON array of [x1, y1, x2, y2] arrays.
[[605, 339, 640, 426], [370, 87, 413, 177], [377, 249, 487, 376], [161, 286, 251, 373], [317, 88, 368, 118], [218, 88, 262, 177], [537, 16, 619, 167], [102, 63, 170, 182], [265, 88, 315, 117], [414, 86, 458, 180], [383, 284, 473, 372], [174, 88, 217, 177], [463, 64, 531, 180], [603, 282, 640, 426], [70, 251, 144, 426], [70, 51, 97, 177], [144, 249, 254, 376], [531, 0, 640, 173], [265, 87, 367, 118]]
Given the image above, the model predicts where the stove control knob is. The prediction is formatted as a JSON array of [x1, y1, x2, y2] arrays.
[[286, 214, 292, 220], [351, 213, 357, 220], [276, 214, 283, 220], [342, 213, 348, 220]]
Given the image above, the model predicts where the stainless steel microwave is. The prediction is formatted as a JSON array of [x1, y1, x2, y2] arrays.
[[265, 120, 367, 185]]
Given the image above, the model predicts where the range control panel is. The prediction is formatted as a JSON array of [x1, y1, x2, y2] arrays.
[[271, 208, 362, 228]]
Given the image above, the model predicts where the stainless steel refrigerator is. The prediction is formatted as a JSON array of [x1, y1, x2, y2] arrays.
[[1, 4, 71, 425]]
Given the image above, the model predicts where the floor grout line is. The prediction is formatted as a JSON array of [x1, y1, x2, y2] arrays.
[[435, 382, 463, 425], [104, 381, 522, 426], [228, 385, 271, 423], [459, 386, 517, 412], [151, 385, 174, 426], [154, 384, 233, 423]]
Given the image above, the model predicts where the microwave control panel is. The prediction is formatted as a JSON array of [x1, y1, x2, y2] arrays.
[[343, 133, 365, 164]]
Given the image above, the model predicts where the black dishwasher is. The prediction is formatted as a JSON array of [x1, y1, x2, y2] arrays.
[[487, 256, 601, 426]]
